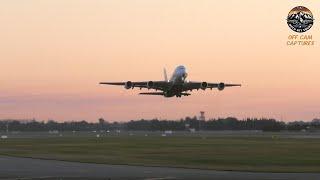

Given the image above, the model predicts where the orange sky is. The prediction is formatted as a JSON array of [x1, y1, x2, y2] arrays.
[[0, 1, 320, 122]]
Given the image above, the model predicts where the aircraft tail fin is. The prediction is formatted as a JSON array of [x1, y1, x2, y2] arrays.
[[164, 68, 168, 82]]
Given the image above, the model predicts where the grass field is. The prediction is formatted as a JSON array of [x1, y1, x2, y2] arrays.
[[0, 135, 319, 172]]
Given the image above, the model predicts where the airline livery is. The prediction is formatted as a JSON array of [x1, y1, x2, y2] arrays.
[[100, 65, 241, 98]]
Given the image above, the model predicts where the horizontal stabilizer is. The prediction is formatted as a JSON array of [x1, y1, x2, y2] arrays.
[[99, 82, 125, 85], [225, 84, 241, 87], [139, 92, 164, 96]]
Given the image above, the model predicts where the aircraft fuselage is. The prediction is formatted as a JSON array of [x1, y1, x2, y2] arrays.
[[164, 65, 188, 97]]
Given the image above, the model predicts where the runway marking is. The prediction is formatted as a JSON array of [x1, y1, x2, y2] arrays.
[[9, 177, 58, 180], [144, 177, 178, 180]]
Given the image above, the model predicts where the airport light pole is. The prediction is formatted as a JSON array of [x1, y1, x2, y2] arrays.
[[6, 122, 9, 134]]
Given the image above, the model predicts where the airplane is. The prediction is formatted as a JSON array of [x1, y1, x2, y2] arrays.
[[100, 65, 241, 98]]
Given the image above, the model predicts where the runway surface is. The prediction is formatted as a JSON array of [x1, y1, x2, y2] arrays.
[[0, 156, 319, 180]]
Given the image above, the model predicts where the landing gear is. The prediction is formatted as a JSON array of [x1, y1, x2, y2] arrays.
[[165, 90, 191, 98]]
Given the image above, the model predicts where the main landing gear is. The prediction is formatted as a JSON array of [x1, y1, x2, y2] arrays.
[[176, 93, 191, 98]]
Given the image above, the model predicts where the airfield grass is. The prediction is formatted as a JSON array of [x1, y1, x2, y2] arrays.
[[0, 136, 319, 172]]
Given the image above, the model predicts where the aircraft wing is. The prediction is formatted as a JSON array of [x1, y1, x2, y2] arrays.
[[99, 81, 171, 91], [182, 81, 241, 91]]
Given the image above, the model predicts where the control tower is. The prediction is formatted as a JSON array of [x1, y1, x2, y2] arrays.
[[199, 111, 205, 121]]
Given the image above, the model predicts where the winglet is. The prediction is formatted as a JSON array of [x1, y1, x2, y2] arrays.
[[164, 68, 168, 82]]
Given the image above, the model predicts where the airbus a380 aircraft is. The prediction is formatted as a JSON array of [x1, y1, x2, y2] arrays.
[[100, 65, 241, 98]]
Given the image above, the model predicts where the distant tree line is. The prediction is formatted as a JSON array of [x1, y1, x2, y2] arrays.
[[126, 117, 287, 131], [0, 117, 319, 132]]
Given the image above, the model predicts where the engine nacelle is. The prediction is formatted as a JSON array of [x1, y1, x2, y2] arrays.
[[200, 82, 208, 90], [125, 81, 133, 89], [147, 81, 154, 89], [218, 82, 225, 91]]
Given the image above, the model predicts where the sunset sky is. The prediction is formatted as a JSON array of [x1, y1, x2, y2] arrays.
[[1, 1, 320, 122]]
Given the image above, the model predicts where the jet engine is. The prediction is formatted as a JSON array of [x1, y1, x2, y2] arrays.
[[200, 82, 208, 90], [125, 81, 133, 89], [218, 82, 225, 91], [147, 81, 154, 89]]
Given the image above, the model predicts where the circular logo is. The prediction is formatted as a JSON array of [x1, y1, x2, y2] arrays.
[[287, 6, 314, 33]]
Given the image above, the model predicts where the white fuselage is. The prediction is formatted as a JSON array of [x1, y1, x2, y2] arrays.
[[170, 65, 188, 85]]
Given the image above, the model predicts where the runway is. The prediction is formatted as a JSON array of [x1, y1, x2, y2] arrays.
[[0, 156, 319, 180]]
